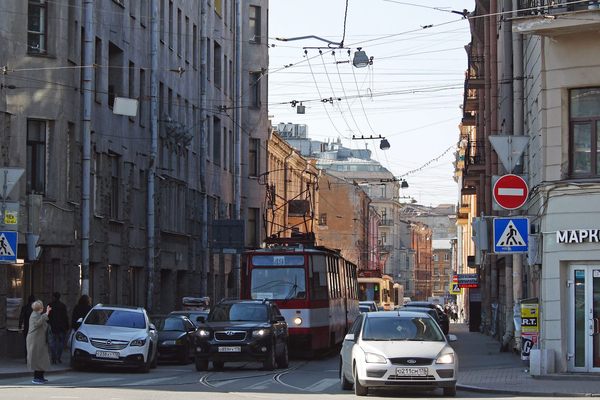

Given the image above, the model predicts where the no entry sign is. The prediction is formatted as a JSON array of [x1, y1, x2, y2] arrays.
[[493, 174, 528, 210]]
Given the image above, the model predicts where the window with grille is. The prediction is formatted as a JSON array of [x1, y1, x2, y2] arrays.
[[28, 0, 47, 54]]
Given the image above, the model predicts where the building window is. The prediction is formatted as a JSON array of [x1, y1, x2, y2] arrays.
[[67, 121, 77, 201], [215, 0, 223, 17], [570, 88, 600, 177], [444, 253, 450, 261], [249, 138, 259, 177], [192, 24, 198, 69], [140, 0, 148, 27], [319, 213, 327, 226], [246, 207, 259, 247], [177, 8, 182, 56], [159, 0, 164, 41], [128, 61, 135, 98], [67, 0, 78, 61], [168, 1, 174, 49], [185, 16, 189, 62], [109, 153, 121, 219], [249, 5, 261, 43], [27, 119, 47, 194], [249, 71, 261, 108], [108, 42, 124, 109], [433, 254, 439, 262], [213, 117, 221, 166], [28, 0, 47, 54], [214, 41, 222, 88], [94, 37, 102, 103], [224, 55, 228, 95], [139, 68, 146, 126]]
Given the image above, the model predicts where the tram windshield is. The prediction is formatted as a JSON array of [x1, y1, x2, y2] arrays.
[[250, 267, 307, 300]]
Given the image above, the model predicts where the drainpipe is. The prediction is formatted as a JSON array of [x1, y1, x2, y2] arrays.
[[283, 149, 294, 234], [199, 0, 208, 296], [234, 0, 243, 298], [146, 0, 159, 312], [81, 0, 94, 296], [482, 2, 492, 333]]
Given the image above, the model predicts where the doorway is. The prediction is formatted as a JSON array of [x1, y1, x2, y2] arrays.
[[568, 265, 600, 372]]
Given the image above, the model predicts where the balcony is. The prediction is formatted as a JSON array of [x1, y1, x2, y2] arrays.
[[514, 1, 600, 36], [465, 140, 486, 168]]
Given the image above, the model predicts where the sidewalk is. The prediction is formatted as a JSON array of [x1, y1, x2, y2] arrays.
[[0, 352, 70, 379], [452, 322, 600, 396]]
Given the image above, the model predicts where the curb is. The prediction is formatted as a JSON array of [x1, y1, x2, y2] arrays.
[[458, 384, 600, 397]]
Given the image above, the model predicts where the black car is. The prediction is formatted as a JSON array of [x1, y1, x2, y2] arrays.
[[155, 315, 197, 364], [194, 299, 289, 371], [168, 310, 210, 328], [405, 301, 450, 335], [401, 306, 447, 333]]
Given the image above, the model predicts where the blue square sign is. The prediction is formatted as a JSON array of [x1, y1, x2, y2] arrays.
[[0, 231, 18, 263], [493, 217, 528, 253]]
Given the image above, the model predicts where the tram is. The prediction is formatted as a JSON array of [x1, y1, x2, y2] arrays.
[[242, 237, 360, 352], [357, 270, 398, 310]]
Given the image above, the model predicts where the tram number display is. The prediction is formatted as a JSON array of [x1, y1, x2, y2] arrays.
[[521, 317, 537, 326]]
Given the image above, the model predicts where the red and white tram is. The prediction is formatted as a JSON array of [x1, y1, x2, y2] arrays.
[[242, 239, 359, 353]]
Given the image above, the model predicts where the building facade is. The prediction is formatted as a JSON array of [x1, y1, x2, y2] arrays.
[[0, 0, 269, 358]]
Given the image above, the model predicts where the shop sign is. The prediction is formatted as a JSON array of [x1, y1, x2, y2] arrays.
[[556, 229, 600, 244], [457, 273, 479, 288], [520, 302, 539, 361]]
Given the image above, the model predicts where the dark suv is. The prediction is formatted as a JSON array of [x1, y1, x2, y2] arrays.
[[194, 300, 289, 371]]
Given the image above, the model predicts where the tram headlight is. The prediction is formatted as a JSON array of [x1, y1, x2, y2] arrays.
[[293, 317, 302, 326]]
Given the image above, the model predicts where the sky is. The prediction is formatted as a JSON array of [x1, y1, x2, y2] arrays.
[[267, 0, 474, 207]]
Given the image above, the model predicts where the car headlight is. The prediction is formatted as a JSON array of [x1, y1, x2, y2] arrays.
[[197, 329, 210, 337], [293, 317, 302, 325], [365, 352, 387, 364], [75, 331, 88, 343], [436, 353, 455, 364], [252, 328, 270, 337], [130, 338, 147, 346]]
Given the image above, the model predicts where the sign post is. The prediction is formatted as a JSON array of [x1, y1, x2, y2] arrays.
[[493, 174, 528, 210]]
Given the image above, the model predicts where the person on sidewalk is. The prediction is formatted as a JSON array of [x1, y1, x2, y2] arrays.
[[71, 294, 92, 329], [27, 300, 51, 384], [48, 292, 69, 364], [19, 295, 36, 359]]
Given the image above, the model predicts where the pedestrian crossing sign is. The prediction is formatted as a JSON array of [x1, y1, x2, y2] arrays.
[[493, 217, 528, 253], [449, 282, 461, 295], [0, 231, 18, 263]]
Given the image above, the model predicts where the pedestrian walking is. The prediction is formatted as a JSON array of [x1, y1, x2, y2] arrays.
[[27, 300, 51, 384], [71, 294, 92, 329], [19, 295, 36, 359], [48, 292, 69, 364]]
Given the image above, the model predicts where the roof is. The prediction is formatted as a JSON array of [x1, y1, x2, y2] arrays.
[[365, 310, 433, 318], [432, 239, 452, 250]]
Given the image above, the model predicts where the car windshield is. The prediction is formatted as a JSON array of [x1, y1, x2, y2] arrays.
[[171, 312, 208, 327], [208, 303, 268, 322], [250, 267, 306, 300], [85, 309, 146, 329], [157, 317, 185, 331], [362, 316, 445, 342]]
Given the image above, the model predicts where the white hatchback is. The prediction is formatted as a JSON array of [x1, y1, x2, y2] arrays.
[[71, 304, 158, 372], [340, 310, 458, 397]]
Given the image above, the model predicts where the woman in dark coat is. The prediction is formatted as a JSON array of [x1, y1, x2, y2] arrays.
[[71, 295, 92, 328], [27, 300, 51, 384]]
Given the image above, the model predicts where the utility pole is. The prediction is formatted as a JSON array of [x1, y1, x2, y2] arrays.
[[81, 0, 94, 295], [147, 0, 159, 312]]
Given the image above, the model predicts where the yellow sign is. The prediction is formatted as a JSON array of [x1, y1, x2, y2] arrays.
[[449, 282, 461, 295], [521, 303, 539, 333], [3, 210, 17, 225]]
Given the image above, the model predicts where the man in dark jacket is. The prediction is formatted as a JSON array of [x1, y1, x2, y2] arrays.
[[48, 292, 69, 364]]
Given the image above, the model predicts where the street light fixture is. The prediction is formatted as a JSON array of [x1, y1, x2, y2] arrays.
[[353, 48, 372, 68], [275, 36, 372, 68], [352, 134, 390, 150]]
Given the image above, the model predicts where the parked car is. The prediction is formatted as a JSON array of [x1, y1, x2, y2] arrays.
[[405, 301, 450, 335], [71, 304, 158, 372], [155, 315, 197, 364], [168, 310, 210, 328], [359, 301, 378, 312], [340, 311, 458, 397], [194, 299, 289, 371], [401, 306, 446, 333]]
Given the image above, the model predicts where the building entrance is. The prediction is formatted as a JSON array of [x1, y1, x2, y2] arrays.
[[568, 265, 600, 372]]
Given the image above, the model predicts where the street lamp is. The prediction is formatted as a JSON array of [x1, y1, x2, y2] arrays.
[[353, 48, 372, 68], [275, 36, 372, 68], [352, 134, 390, 150]]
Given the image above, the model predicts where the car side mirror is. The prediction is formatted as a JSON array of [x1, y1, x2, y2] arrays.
[[344, 333, 355, 342], [149, 323, 157, 331], [447, 334, 457, 342], [74, 317, 83, 329]]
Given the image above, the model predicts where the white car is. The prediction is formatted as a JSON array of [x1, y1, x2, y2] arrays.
[[340, 310, 458, 397], [71, 304, 158, 372]]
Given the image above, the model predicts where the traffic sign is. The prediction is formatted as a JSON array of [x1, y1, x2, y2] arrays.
[[493, 174, 528, 210], [0, 231, 18, 263], [449, 282, 461, 295], [493, 217, 529, 253]]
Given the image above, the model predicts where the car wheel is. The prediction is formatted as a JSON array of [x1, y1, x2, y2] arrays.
[[212, 361, 224, 370], [195, 357, 208, 371], [276, 343, 289, 368], [353, 365, 368, 396], [340, 360, 352, 390], [443, 384, 457, 397], [263, 342, 276, 371]]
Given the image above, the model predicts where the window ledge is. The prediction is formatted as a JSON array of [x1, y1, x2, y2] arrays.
[[27, 52, 54, 59]]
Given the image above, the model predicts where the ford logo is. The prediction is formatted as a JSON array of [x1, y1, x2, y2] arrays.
[[407, 359, 417, 364], [225, 331, 235, 336], [107, 340, 112, 345]]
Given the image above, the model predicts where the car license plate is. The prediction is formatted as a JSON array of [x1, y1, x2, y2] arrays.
[[96, 351, 120, 359], [396, 367, 427, 377], [218, 346, 241, 353]]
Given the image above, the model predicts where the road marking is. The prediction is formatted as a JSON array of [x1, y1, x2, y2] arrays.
[[121, 376, 178, 386], [246, 378, 273, 390], [86, 377, 124, 384], [305, 378, 339, 392]]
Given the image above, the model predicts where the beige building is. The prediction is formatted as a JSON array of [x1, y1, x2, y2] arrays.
[[0, 0, 269, 358]]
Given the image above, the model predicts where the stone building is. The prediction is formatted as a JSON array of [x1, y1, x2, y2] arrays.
[[0, 0, 269, 358]]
